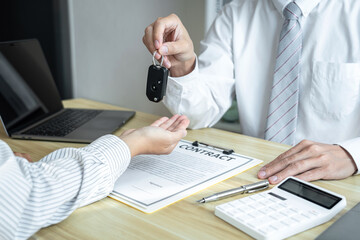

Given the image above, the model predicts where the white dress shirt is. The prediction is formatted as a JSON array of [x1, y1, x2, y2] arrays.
[[0, 135, 131, 239], [163, 0, 360, 173]]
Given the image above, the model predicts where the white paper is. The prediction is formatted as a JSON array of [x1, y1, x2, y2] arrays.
[[110, 139, 262, 213]]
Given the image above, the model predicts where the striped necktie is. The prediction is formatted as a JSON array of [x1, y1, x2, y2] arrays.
[[265, 2, 302, 145]]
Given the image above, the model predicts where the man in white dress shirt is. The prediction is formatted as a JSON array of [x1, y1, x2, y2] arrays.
[[0, 115, 189, 239], [142, 0, 359, 184]]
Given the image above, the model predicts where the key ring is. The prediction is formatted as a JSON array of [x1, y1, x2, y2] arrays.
[[153, 51, 164, 67]]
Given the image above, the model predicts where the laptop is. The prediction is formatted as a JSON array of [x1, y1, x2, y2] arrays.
[[0, 39, 135, 143], [316, 202, 360, 240]]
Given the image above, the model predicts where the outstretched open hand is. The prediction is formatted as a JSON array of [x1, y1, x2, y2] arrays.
[[120, 115, 190, 157]]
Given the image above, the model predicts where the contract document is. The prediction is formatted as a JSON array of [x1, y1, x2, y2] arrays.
[[110, 139, 262, 213]]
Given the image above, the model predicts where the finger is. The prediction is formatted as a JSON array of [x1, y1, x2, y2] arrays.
[[143, 27, 163, 61], [150, 117, 169, 127], [166, 115, 185, 131], [173, 117, 190, 132], [167, 115, 189, 132], [258, 140, 315, 179], [265, 140, 314, 167], [267, 141, 311, 166], [143, 24, 157, 54], [162, 56, 171, 69], [152, 14, 179, 47], [266, 157, 323, 184], [158, 40, 189, 56], [158, 114, 180, 130], [294, 167, 326, 182]]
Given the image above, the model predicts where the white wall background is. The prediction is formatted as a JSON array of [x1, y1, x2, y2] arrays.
[[69, 0, 206, 116]]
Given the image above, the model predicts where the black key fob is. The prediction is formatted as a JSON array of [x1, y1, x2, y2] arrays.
[[146, 52, 169, 102]]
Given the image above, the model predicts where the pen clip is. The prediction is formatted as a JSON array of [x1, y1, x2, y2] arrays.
[[245, 185, 269, 194], [192, 141, 234, 155]]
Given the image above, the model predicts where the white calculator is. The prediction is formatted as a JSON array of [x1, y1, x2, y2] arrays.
[[215, 177, 346, 240]]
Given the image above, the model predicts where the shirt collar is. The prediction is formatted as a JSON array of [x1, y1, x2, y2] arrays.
[[271, 0, 322, 18]]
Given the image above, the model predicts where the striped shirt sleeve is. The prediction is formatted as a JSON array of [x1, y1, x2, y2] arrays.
[[0, 134, 131, 240]]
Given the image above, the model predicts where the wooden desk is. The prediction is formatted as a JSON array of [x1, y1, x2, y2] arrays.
[[2, 99, 359, 240]]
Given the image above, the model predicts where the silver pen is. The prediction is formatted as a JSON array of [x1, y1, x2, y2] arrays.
[[197, 180, 269, 203]]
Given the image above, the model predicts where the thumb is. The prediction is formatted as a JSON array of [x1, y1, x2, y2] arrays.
[[158, 40, 190, 56]]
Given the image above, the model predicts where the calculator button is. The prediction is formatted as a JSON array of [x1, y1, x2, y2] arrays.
[[269, 211, 286, 221], [231, 209, 246, 218], [246, 216, 272, 228], [247, 202, 260, 210], [234, 211, 249, 220], [259, 206, 275, 215], [300, 212, 313, 219], [245, 212, 256, 219], [269, 204, 285, 211], [281, 217, 298, 226], [247, 211, 259, 219], [269, 221, 288, 230], [289, 207, 300, 214], [262, 198, 275, 206], [279, 202, 289, 208], [255, 198, 267, 207], [223, 210, 235, 217], [279, 208, 296, 217], [238, 204, 254, 213], [234, 217, 248, 224], [309, 210, 320, 216], [224, 209, 237, 217], [250, 210, 266, 217], [291, 215, 306, 223]]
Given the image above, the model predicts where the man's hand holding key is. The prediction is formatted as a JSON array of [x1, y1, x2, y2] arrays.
[[142, 14, 196, 77]]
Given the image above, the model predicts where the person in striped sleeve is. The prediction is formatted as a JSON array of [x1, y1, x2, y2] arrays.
[[0, 115, 189, 239]]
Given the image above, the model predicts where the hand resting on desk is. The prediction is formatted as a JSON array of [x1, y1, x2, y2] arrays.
[[258, 140, 358, 184]]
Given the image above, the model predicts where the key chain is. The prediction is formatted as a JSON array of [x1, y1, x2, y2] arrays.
[[146, 51, 169, 102]]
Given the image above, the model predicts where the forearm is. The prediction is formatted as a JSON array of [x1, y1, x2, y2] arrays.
[[0, 135, 130, 239]]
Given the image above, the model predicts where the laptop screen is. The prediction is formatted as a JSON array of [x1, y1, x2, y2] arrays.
[[0, 53, 44, 128], [0, 39, 63, 133]]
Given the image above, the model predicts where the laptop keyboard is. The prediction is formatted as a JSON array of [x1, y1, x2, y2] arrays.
[[24, 109, 102, 137]]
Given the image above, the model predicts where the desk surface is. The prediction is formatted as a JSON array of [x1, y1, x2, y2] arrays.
[[2, 98, 359, 240]]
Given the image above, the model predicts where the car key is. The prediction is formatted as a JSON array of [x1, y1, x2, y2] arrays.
[[146, 51, 169, 102]]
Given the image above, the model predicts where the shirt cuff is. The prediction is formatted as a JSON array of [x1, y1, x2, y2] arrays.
[[81, 134, 131, 181], [337, 138, 360, 175], [163, 56, 199, 114], [169, 55, 199, 84]]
